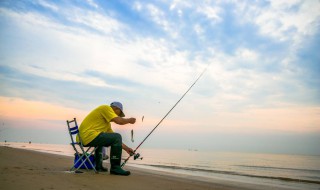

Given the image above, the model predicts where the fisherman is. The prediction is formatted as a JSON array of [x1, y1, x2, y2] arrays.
[[77, 101, 136, 176]]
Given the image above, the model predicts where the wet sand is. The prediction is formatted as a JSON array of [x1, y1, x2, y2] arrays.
[[0, 146, 295, 190]]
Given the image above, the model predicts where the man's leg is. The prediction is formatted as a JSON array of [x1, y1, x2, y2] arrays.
[[87, 133, 120, 171], [94, 146, 103, 170], [87, 132, 130, 175], [109, 138, 130, 176]]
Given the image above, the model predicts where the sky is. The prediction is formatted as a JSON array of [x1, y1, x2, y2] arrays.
[[0, 0, 319, 155]]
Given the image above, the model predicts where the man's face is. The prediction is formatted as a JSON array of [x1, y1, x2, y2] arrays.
[[113, 107, 122, 116]]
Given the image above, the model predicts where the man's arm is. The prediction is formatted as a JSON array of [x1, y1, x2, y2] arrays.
[[111, 117, 136, 125], [122, 143, 134, 155]]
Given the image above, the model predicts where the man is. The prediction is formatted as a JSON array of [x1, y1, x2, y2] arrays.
[[77, 101, 136, 176]]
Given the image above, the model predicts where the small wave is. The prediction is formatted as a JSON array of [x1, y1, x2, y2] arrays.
[[236, 165, 320, 174], [143, 164, 320, 185], [29, 148, 63, 153], [307, 176, 320, 180]]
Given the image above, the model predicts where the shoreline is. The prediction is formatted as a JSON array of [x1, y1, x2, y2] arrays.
[[133, 163, 320, 185], [0, 146, 301, 190]]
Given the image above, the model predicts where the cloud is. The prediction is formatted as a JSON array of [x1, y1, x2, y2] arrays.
[[65, 8, 126, 35], [0, 96, 87, 122], [36, 0, 59, 12], [171, 94, 320, 133], [0, 5, 201, 105], [2, 1, 318, 108], [133, 1, 142, 11], [197, 5, 223, 24], [132, 2, 181, 38], [236, 0, 320, 44], [0, 0, 320, 152], [235, 48, 259, 61], [85, 0, 99, 9], [0, 0, 319, 153]]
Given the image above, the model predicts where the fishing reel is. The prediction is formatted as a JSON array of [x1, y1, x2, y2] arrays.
[[121, 151, 143, 167], [130, 152, 143, 160], [134, 153, 143, 160]]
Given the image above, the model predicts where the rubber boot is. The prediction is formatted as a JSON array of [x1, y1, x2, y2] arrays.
[[110, 146, 130, 176], [95, 146, 108, 172]]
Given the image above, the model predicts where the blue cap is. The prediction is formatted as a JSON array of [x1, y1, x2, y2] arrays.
[[110, 102, 125, 117]]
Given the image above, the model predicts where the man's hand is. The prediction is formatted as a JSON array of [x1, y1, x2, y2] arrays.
[[125, 147, 135, 156], [128, 118, 136, 124]]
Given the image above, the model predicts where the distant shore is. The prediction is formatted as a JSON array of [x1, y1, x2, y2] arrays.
[[0, 146, 299, 190]]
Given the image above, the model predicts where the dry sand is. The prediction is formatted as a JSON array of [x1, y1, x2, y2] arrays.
[[0, 146, 295, 190]]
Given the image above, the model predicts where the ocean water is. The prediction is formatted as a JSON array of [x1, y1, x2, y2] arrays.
[[1, 142, 319, 190]]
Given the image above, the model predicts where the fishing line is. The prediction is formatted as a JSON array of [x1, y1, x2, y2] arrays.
[[121, 63, 211, 167]]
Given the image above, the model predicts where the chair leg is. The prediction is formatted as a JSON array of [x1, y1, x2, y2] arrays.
[[71, 153, 87, 172], [83, 153, 98, 173], [71, 148, 98, 173], [81, 147, 98, 173]]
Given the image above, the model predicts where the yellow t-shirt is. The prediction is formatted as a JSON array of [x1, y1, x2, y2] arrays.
[[77, 105, 118, 145]]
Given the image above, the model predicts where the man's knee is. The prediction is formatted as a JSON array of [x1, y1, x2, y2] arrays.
[[113, 133, 122, 142]]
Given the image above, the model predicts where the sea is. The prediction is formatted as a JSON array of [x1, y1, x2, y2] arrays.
[[1, 142, 319, 190]]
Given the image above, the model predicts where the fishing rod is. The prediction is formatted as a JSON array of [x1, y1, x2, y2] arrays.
[[121, 64, 210, 167]]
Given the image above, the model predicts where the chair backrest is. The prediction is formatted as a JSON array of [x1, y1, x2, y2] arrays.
[[66, 118, 97, 172], [67, 118, 82, 146]]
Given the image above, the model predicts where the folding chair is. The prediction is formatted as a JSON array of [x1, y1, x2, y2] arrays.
[[67, 118, 98, 173]]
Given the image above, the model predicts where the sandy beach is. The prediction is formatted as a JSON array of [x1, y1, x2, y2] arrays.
[[0, 146, 298, 190]]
